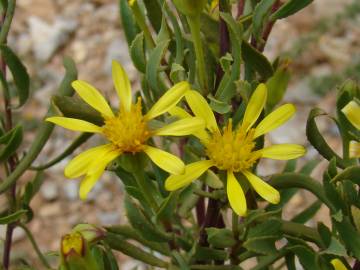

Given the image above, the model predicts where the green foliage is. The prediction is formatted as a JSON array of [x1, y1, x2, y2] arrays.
[[1, 0, 360, 269]]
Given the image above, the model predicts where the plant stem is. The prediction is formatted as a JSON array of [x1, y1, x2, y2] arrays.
[[187, 15, 208, 94], [1, 2, 17, 268], [17, 223, 52, 269]]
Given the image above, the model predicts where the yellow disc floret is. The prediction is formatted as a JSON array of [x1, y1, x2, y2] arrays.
[[61, 232, 84, 256], [206, 120, 261, 172], [102, 98, 151, 153]]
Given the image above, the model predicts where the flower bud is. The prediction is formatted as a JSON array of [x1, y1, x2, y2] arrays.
[[73, 223, 105, 243], [172, 0, 207, 17], [61, 232, 84, 258]]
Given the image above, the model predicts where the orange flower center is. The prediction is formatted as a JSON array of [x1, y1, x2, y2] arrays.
[[102, 98, 151, 153], [205, 120, 261, 172]]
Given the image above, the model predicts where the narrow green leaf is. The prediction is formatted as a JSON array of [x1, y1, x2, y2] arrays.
[[156, 191, 179, 221], [253, 0, 277, 41], [206, 228, 236, 248], [215, 13, 242, 102], [291, 200, 322, 224], [119, 0, 139, 45], [130, 32, 146, 73], [266, 60, 291, 110], [52, 95, 103, 126], [0, 125, 23, 162], [241, 41, 273, 80], [334, 217, 360, 260], [306, 108, 348, 169], [143, 0, 162, 32], [105, 233, 168, 268], [124, 196, 171, 242], [0, 45, 30, 107], [0, 209, 27, 224], [193, 246, 228, 261], [271, 0, 314, 20], [145, 40, 170, 95]]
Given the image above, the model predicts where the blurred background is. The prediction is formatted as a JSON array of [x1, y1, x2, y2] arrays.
[[1, 0, 360, 268]]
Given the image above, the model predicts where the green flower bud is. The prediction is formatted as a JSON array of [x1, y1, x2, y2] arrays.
[[72, 224, 105, 243], [172, 0, 207, 17]]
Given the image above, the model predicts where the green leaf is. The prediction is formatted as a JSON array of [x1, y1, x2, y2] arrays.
[[145, 40, 170, 95], [241, 41, 273, 80], [22, 171, 44, 206], [317, 222, 331, 247], [156, 191, 179, 221], [215, 13, 242, 102], [331, 166, 360, 185], [155, 16, 170, 44], [0, 45, 30, 107], [106, 225, 170, 256], [124, 196, 171, 242], [0, 125, 23, 162], [266, 60, 291, 110], [52, 95, 104, 126], [352, 206, 360, 232], [204, 170, 223, 189], [287, 245, 317, 269], [291, 200, 322, 224], [206, 228, 236, 248], [322, 237, 347, 256], [208, 94, 232, 114], [334, 217, 360, 260], [119, 0, 139, 45], [271, 0, 314, 20], [0, 209, 27, 224], [143, 0, 162, 33], [130, 32, 146, 73], [193, 246, 228, 261], [253, 0, 277, 41], [105, 232, 168, 268], [170, 63, 186, 83], [306, 108, 348, 169]]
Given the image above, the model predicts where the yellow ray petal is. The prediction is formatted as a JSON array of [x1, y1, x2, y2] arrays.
[[112, 60, 132, 112], [242, 83, 267, 130], [72, 80, 114, 118], [350, 140, 360, 158], [165, 160, 214, 191], [46, 117, 103, 133], [342, 100, 360, 130], [260, 144, 306, 160], [185, 90, 219, 133], [254, 104, 296, 138], [227, 171, 247, 216], [168, 106, 192, 119], [143, 145, 185, 175], [145, 81, 190, 120], [168, 107, 210, 143], [153, 117, 205, 136], [79, 150, 120, 200], [243, 170, 280, 204], [331, 259, 348, 270], [65, 144, 114, 178]]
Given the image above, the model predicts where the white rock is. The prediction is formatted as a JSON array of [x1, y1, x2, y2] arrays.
[[41, 181, 59, 201], [28, 16, 77, 62], [97, 211, 120, 225]]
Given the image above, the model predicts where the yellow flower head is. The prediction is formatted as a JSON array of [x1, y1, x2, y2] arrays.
[[47, 61, 204, 200], [331, 259, 348, 270], [165, 84, 306, 216], [341, 100, 360, 158]]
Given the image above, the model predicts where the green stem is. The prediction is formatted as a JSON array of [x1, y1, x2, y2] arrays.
[[0, 0, 15, 44], [187, 15, 208, 94], [17, 223, 52, 269], [131, 1, 155, 49]]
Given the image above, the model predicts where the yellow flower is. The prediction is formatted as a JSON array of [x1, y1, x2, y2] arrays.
[[61, 232, 84, 257], [210, 0, 219, 10], [165, 83, 306, 216], [47, 60, 204, 200], [331, 259, 348, 270], [128, 0, 136, 6], [341, 100, 360, 158]]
